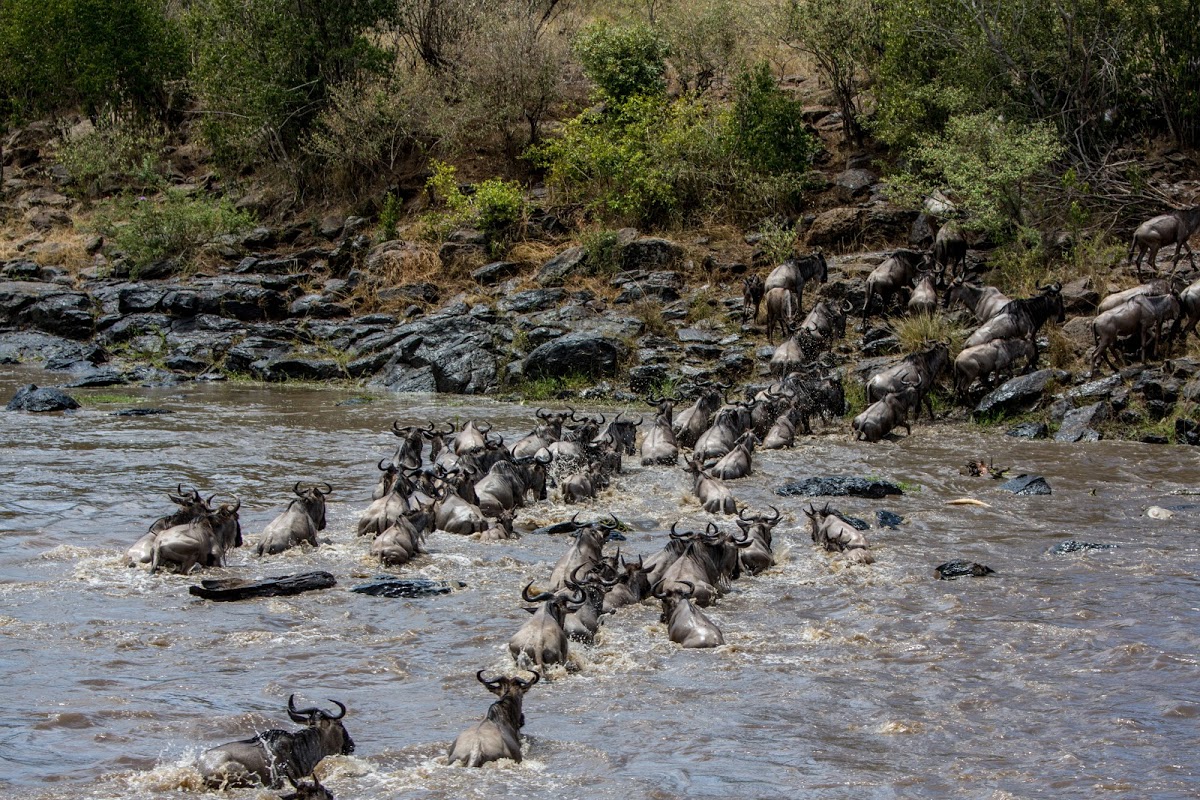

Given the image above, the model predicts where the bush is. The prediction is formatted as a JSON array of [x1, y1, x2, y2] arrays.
[[886, 112, 1064, 238], [185, 0, 394, 171], [729, 63, 819, 175], [423, 161, 526, 245], [53, 115, 167, 196], [573, 21, 670, 102], [93, 190, 255, 274], [660, 0, 746, 93], [581, 229, 623, 275], [0, 0, 185, 121]]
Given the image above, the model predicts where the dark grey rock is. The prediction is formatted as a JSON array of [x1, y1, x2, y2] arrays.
[[861, 335, 900, 357], [998, 474, 1052, 495], [7, 384, 79, 412], [379, 364, 439, 393], [523, 332, 625, 380], [117, 283, 166, 314], [1048, 540, 1118, 555], [629, 364, 668, 393], [64, 367, 128, 387], [224, 337, 291, 374], [835, 168, 876, 199], [500, 288, 565, 314], [613, 271, 685, 303], [111, 408, 173, 417], [1165, 358, 1200, 379], [1055, 401, 1108, 442], [536, 246, 587, 286], [1061, 277, 1099, 314], [1176, 419, 1200, 446], [1006, 421, 1049, 439], [253, 355, 344, 382], [242, 226, 276, 248], [677, 328, 718, 344], [935, 561, 995, 580], [472, 261, 523, 286], [910, 213, 936, 248], [620, 237, 683, 271], [1067, 374, 1122, 401], [876, 510, 904, 529], [1133, 370, 1181, 403], [975, 369, 1070, 418], [776, 476, 904, 498]]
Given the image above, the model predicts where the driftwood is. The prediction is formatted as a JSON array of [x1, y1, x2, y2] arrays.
[[350, 578, 464, 598], [188, 571, 337, 601]]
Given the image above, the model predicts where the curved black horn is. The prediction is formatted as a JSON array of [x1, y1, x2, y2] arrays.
[[324, 700, 347, 719], [677, 580, 696, 599], [536, 407, 550, 419], [391, 421, 407, 436], [514, 670, 540, 690], [768, 504, 781, 523], [288, 694, 319, 722], [521, 581, 555, 603], [476, 420, 492, 433], [378, 458, 391, 471], [318, 482, 332, 495], [293, 481, 304, 497], [476, 669, 504, 689]]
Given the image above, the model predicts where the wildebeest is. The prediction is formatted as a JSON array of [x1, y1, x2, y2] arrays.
[[477, 508, 518, 543], [390, 422, 426, 470], [673, 383, 725, 448], [370, 508, 430, 566], [1128, 206, 1200, 279], [734, 506, 782, 574], [852, 380, 919, 443], [255, 482, 331, 556], [548, 515, 617, 589], [963, 284, 1065, 349], [656, 522, 744, 607], [769, 334, 808, 377], [933, 221, 967, 277], [1091, 292, 1182, 372], [474, 454, 550, 517], [694, 406, 748, 465], [863, 249, 927, 326], [798, 298, 851, 342], [1173, 276, 1200, 340], [685, 458, 737, 515], [742, 274, 765, 323], [511, 409, 569, 458], [763, 250, 828, 311], [150, 497, 242, 573], [509, 582, 584, 669], [640, 405, 680, 466], [198, 696, 354, 789], [601, 554, 653, 613], [942, 276, 1011, 323], [908, 270, 940, 316], [127, 485, 210, 566], [762, 403, 809, 449], [953, 338, 1037, 396], [280, 775, 334, 800], [707, 431, 757, 480], [562, 564, 610, 643], [764, 286, 798, 343], [1097, 279, 1175, 314], [447, 671, 539, 767], [866, 342, 950, 421], [805, 503, 874, 564], [433, 467, 488, 535], [654, 580, 725, 648]]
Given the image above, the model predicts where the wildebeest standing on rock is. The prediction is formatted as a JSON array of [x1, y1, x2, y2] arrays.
[[863, 248, 928, 327], [763, 250, 828, 311], [867, 342, 949, 421], [852, 379, 919, 443], [198, 695, 354, 788], [954, 338, 1037, 397], [1128, 206, 1200, 279], [447, 671, 540, 767], [255, 482, 332, 556], [1090, 292, 1182, 372]]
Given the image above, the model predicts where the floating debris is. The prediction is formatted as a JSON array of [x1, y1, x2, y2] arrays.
[[1145, 506, 1174, 520], [189, 571, 337, 601], [946, 498, 992, 508], [111, 408, 173, 417]]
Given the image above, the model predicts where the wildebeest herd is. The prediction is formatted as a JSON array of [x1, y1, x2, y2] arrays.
[[119, 207, 1200, 794]]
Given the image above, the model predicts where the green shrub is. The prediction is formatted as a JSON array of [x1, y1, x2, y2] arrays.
[[573, 21, 670, 102], [94, 190, 255, 274], [755, 218, 798, 265], [661, 0, 746, 93], [378, 192, 401, 242], [423, 161, 526, 244], [730, 63, 819, 174], [185, 0, 394, 170], [53, 115, 167, 196], [0, 0, 185, 121], [886, 112, 1064, 238], [580, 229, 623, 275]]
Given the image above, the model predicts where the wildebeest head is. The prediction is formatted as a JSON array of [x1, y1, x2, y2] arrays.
[[292, 482, 332, 530], [287, 695, 354, 756]]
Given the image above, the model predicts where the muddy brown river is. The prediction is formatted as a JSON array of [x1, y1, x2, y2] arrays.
[[2, 365, 1199, 799]]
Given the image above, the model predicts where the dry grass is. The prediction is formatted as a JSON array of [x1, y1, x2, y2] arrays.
[[894, 312, 968, 353], [508, 239, 559, 267], [0, 220, 95, 277]]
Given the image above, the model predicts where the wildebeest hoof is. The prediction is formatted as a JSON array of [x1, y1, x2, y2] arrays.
[[934, 561, 995, 580]]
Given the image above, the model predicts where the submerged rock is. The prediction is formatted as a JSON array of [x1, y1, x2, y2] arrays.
[[1006, 421, 1049, 439], [776, 476, 904, 499], [6, 383, 79, 412], [1054, 401, 1108, 443], [934, 561, 996, 580], [997, 474, 1052, 495], [1048, 540, 1118, 555], [111, 408, 173, 417], [350, 578, 464, 598], [876, 510, 904, 529]]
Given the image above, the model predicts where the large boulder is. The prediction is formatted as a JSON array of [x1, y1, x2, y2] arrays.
[[6, 384, 79, 412], [536, 246, 587, 286], [1054, 401, 1108, 442], [369, 312, 503, 394], [620, 237, 683, 271], [523, 332, 626, 379], [804, 207, 863, 248], [974, 369, 1070, 418], [0, 281, 94, 339]]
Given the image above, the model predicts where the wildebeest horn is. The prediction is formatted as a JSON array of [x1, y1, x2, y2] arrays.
[[536, 407, 550, 419], [567, 563, 590, 588], [476, 670, 504, 690], [768, 504, 781, 523], [293, 481, 304, 497], [476, 420, 492, 433], [288, 694, 319, 722], [677, 580, 696, 599], [391, 421, 408, 436], [317, 482, 332, 495], [514, 670, 540, 690], [599, 513, 621, 530], [568, 511, 585, 528], [535, 451, 552, 465], [669, 521, 694, 540], [738, 506, 752, 521], [324, 700, 347, 720], [521, 581, 555, 603], [594, 412, 605, 425], [378, 458, 391, 471]]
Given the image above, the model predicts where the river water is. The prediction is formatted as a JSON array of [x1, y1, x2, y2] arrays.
[[2, 365, 1199, 799]]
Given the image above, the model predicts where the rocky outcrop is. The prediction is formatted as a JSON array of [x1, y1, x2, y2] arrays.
[[6, 383, 79, 412], [974, 369, 1070, 418], [520, 331, 626, 380]]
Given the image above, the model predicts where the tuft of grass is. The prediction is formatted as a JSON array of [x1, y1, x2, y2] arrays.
[[893, 313, 968, 353], [632, 299, 672, 337], [505, 372, 596, 401], [581, 229, 624, 276], [843, 378, 867, 418], [80, 392, 143, 405], [755, 217, 796, 265], [686, 286, 721, 325]]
